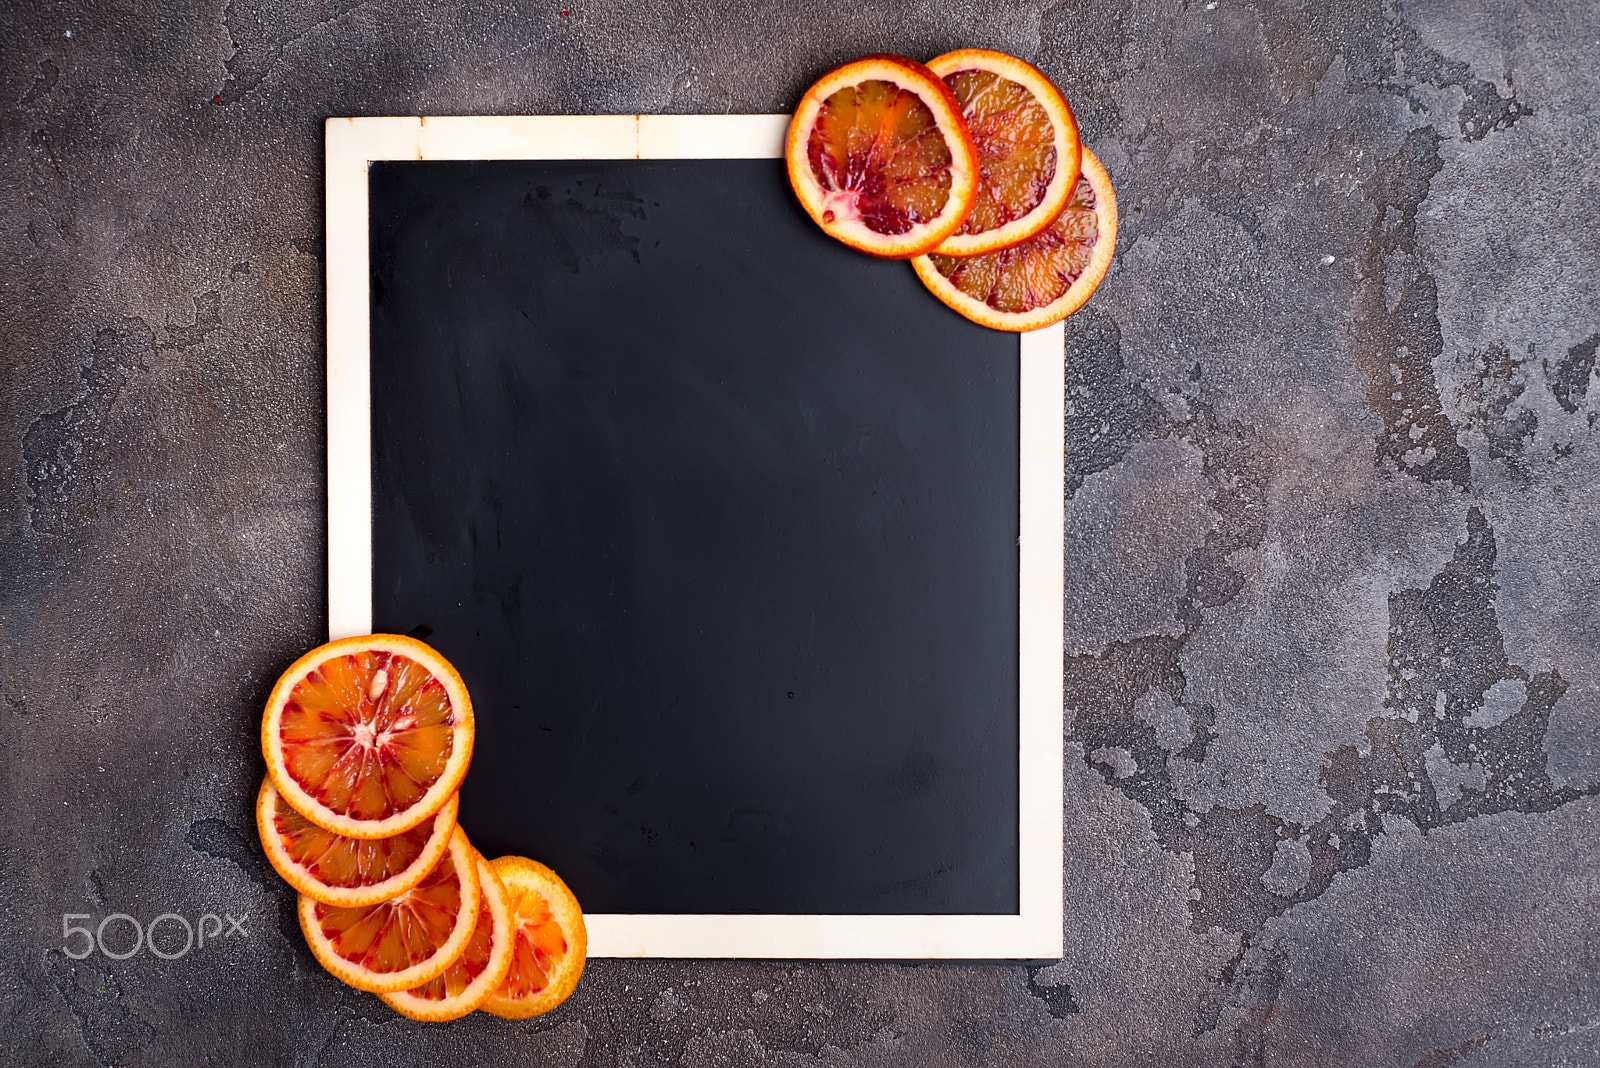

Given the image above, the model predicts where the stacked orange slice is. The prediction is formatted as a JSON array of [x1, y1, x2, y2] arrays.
[[258, 634, 586, 1022], [786, 54, 979, 258], [926, 49, 1082, 257], [786, 48, 1115, 330], [913, 149, 1118, 331], [480, 856, 588, 1018]]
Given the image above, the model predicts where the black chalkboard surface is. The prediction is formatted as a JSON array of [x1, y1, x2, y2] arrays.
[[369, 157, 1019, 916]]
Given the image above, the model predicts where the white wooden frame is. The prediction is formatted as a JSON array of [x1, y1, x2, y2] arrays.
[[325, 115, 1064, 959]]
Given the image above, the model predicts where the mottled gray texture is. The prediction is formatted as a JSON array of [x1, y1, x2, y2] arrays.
[[3, 0, 1598, 1064]]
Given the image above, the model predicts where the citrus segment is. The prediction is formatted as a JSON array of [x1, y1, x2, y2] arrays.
[[256, 776, 457, 908], [480, 856, 587, 1019], [298, 827, 481, 994], [786, 54, 979, 258], [262, 634, 474, 839], [912, 148, 1117, 331], [379, 852, 514, 1022], [927, 49, 1082, 256]]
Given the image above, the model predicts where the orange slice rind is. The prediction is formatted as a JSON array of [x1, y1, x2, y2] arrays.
[[927, 49, 1082, 256], [786, 54, 980, 259], [912, 147, 1117, 331], [480, 856, 587, 1019], [379, 851, 514, 1022], [262, 633, 474, 839], [256, 776, 458, 908], [298, 827, 482, 994]]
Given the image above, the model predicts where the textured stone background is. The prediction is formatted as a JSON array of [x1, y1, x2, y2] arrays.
[[3, 0, 1598, 1064]]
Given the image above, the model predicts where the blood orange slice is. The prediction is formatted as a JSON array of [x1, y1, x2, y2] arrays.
[[912, 148, 1117, 331], [480, 856, 587, 1019], [379, 852, 514, 1022], [926, 49, 1082, 256], [786, 54, 980, 258], [298, 827, 482, 994], [255, 776, 457, 908], [261, 634, 473, 839]]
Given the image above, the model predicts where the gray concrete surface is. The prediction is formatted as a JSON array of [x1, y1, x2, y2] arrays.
[[3, 0, 1598, 1064]]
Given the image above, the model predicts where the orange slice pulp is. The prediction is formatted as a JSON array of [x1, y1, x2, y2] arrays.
[[256, 776, 458, 908], [912, 147, 1117, 331], [927, 49, 1082, 256], [786, 54, 979, 258], [298, 826, 482, 994], [262, 633, 474, 839], [480, 856, 587, 1019]]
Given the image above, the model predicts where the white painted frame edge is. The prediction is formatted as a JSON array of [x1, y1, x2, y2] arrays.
[[324, 114, 1064, 959]]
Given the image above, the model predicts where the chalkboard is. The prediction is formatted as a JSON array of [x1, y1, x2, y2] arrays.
[[325, 116, 1063, 959]]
